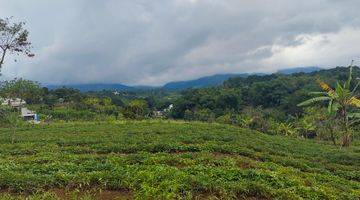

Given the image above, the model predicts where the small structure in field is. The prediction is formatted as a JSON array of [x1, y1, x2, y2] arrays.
[[1, 98, 39, 122], [21, 107, 39, 121], [153, 104, 174, 118], [1, 98, 26, 109], [164, 104, 174, 112]]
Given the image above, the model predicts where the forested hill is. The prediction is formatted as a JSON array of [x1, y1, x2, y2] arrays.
[[163, 74, 250, 90], [160, 67, 321, 90], [171, 66, 360, 120], [276, 66, 322, 74], [46, 83, 134, 92], [44, 67, 321, 92], [224, 66, 358, 88]]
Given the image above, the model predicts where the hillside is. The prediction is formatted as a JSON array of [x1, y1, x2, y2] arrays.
[[163, 74, 250, 90], [45, 74, 249, 92], [0, 121, 359, 199], [163, 66, 322, 90], [276, 66, 322, 74], [43, 67, 324, 92], [45, 83, 134, 92]]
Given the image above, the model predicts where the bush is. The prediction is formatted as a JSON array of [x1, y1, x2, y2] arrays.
[[39, 108, 97, 121]]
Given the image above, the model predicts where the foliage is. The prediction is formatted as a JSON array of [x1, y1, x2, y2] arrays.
[[0, 17, 33, 73], [0, 78, 43, 104], [83, 97, 119, 117], [298, 66, 360, 146], [122, 99, 149, 120], [0, 121, 358, 199], [38, 108, 97, 121]]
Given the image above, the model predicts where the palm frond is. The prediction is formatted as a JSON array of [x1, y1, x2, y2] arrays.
[[351, 81, 360, 95], [345, 66, 353, 90], [348, 97, 360, 108], [309, 91, 328, 96], [316, 79, 337, 98], [335, 82, 346, 99], [348, 112, 360, 118], [316, 79, 333, 92], [349, 118, 360, 126], [328, 99, 333, 113], [298, 96, 331, 107]]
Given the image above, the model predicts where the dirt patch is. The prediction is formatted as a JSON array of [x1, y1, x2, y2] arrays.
[[97, 190, 132, 200]]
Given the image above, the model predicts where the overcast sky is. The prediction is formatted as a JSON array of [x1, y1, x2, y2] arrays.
[[0, 0, 360, 86]]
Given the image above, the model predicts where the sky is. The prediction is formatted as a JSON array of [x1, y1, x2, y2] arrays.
[[0, 0, 360, 86]]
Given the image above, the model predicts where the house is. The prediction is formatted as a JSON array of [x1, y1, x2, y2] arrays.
[[1, 98, 39, 122], [21, 107, 39, 121], [164, 104, 174, 112], [153, 104, 174, 118], [1, 98, 26, 108]]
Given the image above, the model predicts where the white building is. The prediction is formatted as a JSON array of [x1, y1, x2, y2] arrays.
[[1, 98, 39, 122], [164, 104, 174, 112], [153, 104, 174, 118], [1, 98, 26, 108], [21, 107, 38, 121]]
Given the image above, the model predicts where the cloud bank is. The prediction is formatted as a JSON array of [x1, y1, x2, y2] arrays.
[[1, 0, 360, 85]]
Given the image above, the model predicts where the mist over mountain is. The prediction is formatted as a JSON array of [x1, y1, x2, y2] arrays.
[[46, 83, 133, 92], [45, 67, 325, 92]]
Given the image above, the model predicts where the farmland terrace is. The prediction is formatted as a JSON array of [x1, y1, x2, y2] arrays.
[[0, 121, 359, 199]]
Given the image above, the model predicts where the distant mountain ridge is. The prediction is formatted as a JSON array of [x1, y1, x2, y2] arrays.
[[163, 73, 250, 90], [45, 66, 322, 92], [46, 83, 133, 92], [276, 66, 322, 74], [163, 66, 321, 90]]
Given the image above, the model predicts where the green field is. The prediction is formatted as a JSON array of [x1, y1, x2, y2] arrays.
[[0, 121, 359, 199]]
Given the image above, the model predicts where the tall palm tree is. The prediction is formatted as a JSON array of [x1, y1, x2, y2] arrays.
[[298, 63, 360, 147]]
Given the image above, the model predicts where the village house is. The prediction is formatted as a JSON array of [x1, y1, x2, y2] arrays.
[[153, 104, 174, 118], [1, 98, 39, 122], [1, 98, 26, 108]]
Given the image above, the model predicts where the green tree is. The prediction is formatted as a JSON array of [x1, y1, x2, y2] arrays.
[[122, 99, 148, 119], [298, 65, 360, 147], [0, 17, 33, 73], [0, 78, 43, 105], [52, 87, 82, 103]]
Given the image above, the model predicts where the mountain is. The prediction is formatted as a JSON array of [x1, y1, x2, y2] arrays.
[[44, 67, 324, 92], [46, 83, 134, 92], [277, 66, 322, 74], [163, 67, 322, 90], [163, 73, 250, 90]]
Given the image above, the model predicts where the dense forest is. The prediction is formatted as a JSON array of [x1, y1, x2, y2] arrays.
[[1, 66, 360, 147]]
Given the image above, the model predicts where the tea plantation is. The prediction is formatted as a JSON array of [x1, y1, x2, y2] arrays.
[[0, 121, 359, 199]]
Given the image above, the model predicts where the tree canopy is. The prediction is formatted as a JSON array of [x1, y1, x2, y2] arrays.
[[0, 17, 33, 73]]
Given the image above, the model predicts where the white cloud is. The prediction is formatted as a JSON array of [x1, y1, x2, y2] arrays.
[[262, 28, 360, 70]]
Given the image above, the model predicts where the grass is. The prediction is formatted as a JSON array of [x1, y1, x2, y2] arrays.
[[0, 120, 359, 199]]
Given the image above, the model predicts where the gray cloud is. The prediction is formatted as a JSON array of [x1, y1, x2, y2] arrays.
[[1, 0, 360, 85]]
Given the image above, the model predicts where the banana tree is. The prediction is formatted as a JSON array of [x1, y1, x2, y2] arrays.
[[298, 66, 360, 147]]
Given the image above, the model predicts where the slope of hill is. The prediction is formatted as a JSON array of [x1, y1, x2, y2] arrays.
[[43, 67, 324, 92], [277, 66, 322, 74], [46, 83, 134, 92], [0, 121, 358, 199], [163, 74, 250, 90], [163, 67, 322, 90]]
